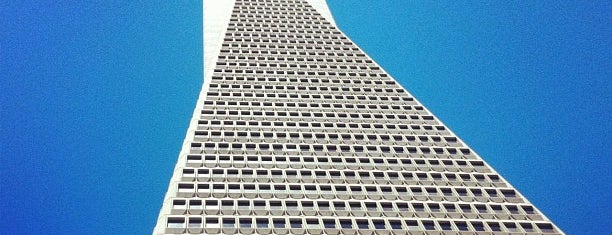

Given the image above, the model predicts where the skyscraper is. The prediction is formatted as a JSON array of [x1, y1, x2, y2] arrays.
[[154, 0, 562, 234]]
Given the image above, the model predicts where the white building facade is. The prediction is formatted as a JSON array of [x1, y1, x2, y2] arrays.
[[154, 0, 562, 234]]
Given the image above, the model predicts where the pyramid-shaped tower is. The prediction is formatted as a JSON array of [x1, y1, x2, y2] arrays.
[[154, 0, 562, 234]]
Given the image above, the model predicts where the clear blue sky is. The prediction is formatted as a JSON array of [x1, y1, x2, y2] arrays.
[[1, 1, 610, 234]]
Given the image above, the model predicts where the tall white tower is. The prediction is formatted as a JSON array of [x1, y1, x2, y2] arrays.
[[154, 0, 563, 234]]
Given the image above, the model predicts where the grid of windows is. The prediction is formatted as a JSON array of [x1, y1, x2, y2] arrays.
[[155, 0, 561, 234]]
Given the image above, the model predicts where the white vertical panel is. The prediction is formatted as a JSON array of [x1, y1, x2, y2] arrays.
[[152, 1, 235, 234]]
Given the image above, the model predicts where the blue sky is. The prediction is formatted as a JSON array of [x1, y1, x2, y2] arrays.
[[1, 1, 610, 234]]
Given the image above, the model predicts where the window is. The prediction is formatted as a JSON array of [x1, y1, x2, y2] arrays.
[[406, 220, 419, 230], [423, 221, 436, 230], [273, 219, 285, 228], [340, 220, 353, 229], [456, 222, 469, 231], [521, 223, 535, 232], [239, 219, 252, 228], [413, 203, 425, 212], [256, 219, 269, 228], [537, 223, 555, 233], [488, 222, 502, 231], [290, 219, 302, 228], [222, 218, 235, 228], [373, 220, 386, 229], [167, 218, 185, 228], [356, 220, 369, 229], [471, 222, 485, 231], [502, 222, 519, 232], [389, 220, 402, 230], [439, 221, 452, 231]]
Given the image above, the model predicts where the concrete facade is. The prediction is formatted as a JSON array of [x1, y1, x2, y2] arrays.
[[153, 0, 563, 234]]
